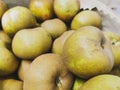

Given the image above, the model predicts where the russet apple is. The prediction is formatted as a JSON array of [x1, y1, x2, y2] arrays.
[[24, 53, 73, 90]]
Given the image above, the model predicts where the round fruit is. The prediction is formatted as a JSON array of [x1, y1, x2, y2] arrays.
[[2, 6, 37, 37], [54, 0, 80, 22], [41, 18, 67, 39], [0, 31, 11, 49], [72, 77, 85, 90], [18, 60, 31, 81], [12, 27, 52, 60], [0, 47, 19, 76], [52, 30, 75, 54], [80, 74, 120, 90], [0, 0, 8, 19], [71, 10, 102, 30], [62, 26, 114, 79], [0, 79, 23, 90], [0, 40, 6, 48], [29, 0, 54, 21], [24, 53, 73, 90], [104, 31, 120, 67]]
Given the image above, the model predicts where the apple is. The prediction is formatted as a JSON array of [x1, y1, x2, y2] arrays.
[[0, 40, 6, 48], [0, 78, 23, 90], [41, 18, 67, 39], [54, 0, 80, 22], [80, 74, 120, 90], [18, 60, 31, 81], [71, 10, 102, 30], [62, 26, 114, 79], [12, 27, 52, 60], [72, 76, 85, 90], [52, 30, 75, 54], [104, 31, 120, 67], [0, 0, 8, 19], [29, 0, 54, 21], [0, 31, 11, 49], [2, 6, 38, 37], [24, 53, 73, 90], [0, 47, 19, 76]]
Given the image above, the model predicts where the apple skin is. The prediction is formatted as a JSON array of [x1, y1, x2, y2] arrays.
[[52, 30, 75, 55], [0, 0, 8, 19], [79, 74, 120, 90], [41, 18, 67, 39], [18, 60, 31, 81], [0, 47, 19, 76], [71, 10, 102, 30], [2, 6, 37, 37], [62, 26, 114, 79], [12, 27, 52, 60], [29, 0, 54, 21], [54, 0, 80, 22], [24, 53, 73, 90], [0, 31, 11, 49], [72, 77, 85, 90], [0, 40, 6, 48], [104, 31, 120, 67], [0, 78, 23, 90]]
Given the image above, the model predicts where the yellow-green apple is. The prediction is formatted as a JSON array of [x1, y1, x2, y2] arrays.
[[72, 77, 85, 90], [52, 30, 75, 54], [71, 10, 102, 30], [80, 74, 120, 90], [104, 31, 120, 67], [12, 27, 52, 60], [62, 26, 114, 79], [0, 31, 11, 49], [2, 6, 38, 37], [54, 0, 80, 22], [29, 0, 54, 21], [0, 47, 19, 76], [41, 18, 67, 39], [0, 78, 23, 90], [0, 0, 8, 19]]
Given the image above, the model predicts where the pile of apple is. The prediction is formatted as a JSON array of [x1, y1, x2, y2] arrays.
[[0, 0, 120, 90]]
